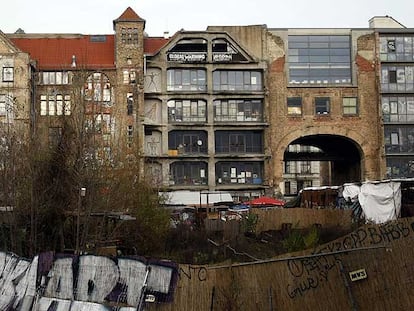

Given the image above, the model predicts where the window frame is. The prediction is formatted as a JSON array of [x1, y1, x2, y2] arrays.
[[342, 97, 358, 116], [167, 68, 207, 91], [287, 97, 303, 116], [315, 97, 330, 115], [213, 70, 263, 91], [213, 99, 263, 122], [170, 161, 208, 185], [2, 67, 14, 82], [167, 99, 207, 123]]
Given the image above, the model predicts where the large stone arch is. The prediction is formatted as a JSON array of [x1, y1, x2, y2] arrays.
[[270, 125, 383, 193]]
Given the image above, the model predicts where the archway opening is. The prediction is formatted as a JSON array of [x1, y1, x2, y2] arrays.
[[283, 134, 362, 196]]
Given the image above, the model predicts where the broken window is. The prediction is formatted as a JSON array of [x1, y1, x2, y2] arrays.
[[212, 38, 247, 62], [380, 36, 414, 62], [382, 96, 414, 122]]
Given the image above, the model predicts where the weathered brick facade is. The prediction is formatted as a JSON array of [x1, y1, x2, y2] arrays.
[[1, 7, 406, 201]]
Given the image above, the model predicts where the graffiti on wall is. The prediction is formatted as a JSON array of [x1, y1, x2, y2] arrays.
[[0, 252, 178, 310], [286, 220, 414, 299]]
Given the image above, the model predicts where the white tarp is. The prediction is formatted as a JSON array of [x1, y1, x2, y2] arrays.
[[161, 191, 233, 206], [358, 181, 401, 224]]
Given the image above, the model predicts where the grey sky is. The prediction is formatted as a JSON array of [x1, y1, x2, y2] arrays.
[[1, 0, 413, 36]]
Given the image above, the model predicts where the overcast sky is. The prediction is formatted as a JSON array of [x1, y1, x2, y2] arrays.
[[1, 0, 413, 36]]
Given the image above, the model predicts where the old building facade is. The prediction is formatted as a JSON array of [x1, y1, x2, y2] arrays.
[[1, 7, 410, 202]]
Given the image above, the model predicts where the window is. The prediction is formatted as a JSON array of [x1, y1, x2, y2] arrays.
[[384, 126, 414, 154], [299, 161, 312, 174], [381, 65, 414, 92], [382, 96, 414, 122], [386, 157, 414, 178], [380, 36, 414, 61], [121, 28, 139, 45], [2, 67, 14, 82], [84, 114, 113, 135], [40, 71, 70, 85], [170, 161, 208, 185], [167, 38, 208, 63], [127, 125, 133, 148], [215, 131, 263, 154], [216, 161, 264, 185], [123, 70, 136, 84], [168, 130, 207, 154], [285, 181, 291, 195], [167, 69, 206, 91], [167, 99, 206, 122], [0, 95, 6, 116], [214, 99, 263, 122], [85, 72, 112, 104], [343, 97, 358, 115], [212, 38, 247, 62], [315, 97, 330, 115], [287, 97, 302, 115], [40, 94, 71, 116], [127, 93, 134, 115], [288, 35, 351, 85], [213, 70, 262, 91]]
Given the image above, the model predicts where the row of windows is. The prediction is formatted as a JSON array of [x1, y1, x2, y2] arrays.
[[288, 35, 352, 85], [166, 69, 263, 92], [287, 97, 358, 116], [166, 99, 264, 123], [382, 96, 414, 122], [40, 95, 71, 116], [121, 27, 139, 45], [386, 157, 414, 178], [167, 38, 248, 63], [170, 161, 264, 186], [168, 130, 264, 155], [40, 71, 71, 85], [381, 65, 414, 92], [380, 36, 414, 62], [384, 126, 414, 154]]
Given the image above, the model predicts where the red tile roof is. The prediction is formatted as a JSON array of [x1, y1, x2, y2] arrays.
[[11, 35, 116, 70], [144, 37, 169, 55], [10, 35, 170, 70], [114, 7, 145, 23]]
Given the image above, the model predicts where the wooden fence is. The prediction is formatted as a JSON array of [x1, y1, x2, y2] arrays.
[[149, 217, 414, 310]]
